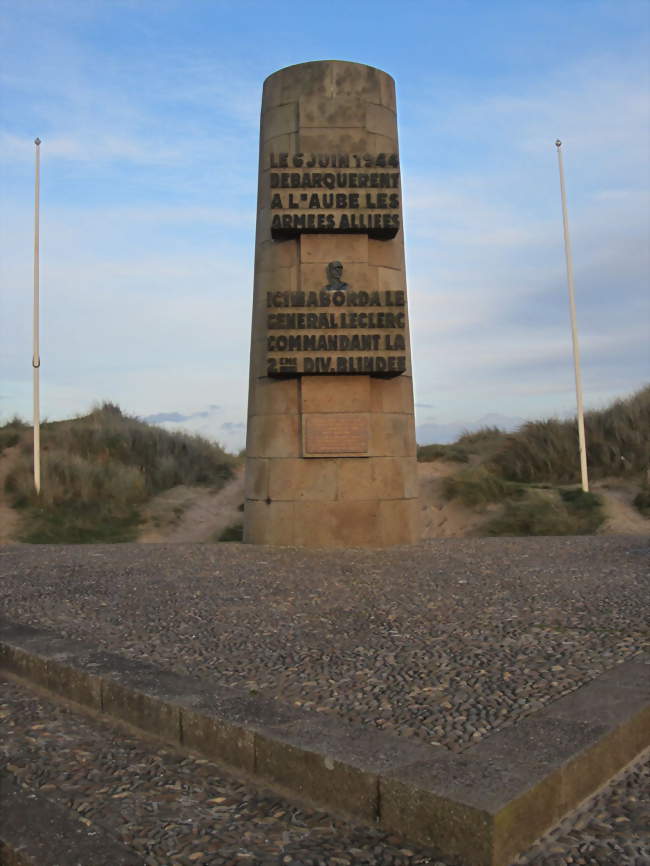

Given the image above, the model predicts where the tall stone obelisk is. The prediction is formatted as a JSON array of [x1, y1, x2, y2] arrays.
[[244, 61, 419, 547]]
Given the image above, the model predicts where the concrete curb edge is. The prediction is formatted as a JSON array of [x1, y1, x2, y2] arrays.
[[1, 619, 648, 866]]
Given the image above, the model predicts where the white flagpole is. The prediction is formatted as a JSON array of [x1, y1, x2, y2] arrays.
[[555, 139, 589, 492], [33, 137, 41, 495]]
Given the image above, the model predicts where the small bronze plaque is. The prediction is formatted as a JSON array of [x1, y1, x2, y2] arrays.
[[303, 414, 369, 457]]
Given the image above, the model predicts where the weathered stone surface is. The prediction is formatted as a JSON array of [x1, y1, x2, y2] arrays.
[[268, 456, 338, 500], [261, 102, 298, 140], [369, 374, 414, 413], [246, 413, 301, 458], [301, 375, 370, 413], [292, 500, 382, 547], [244, 457, 268, 500], [379, 497, 420, 546], [248, 377, 299, 416], [337, 456, 417, 501], [298, 95, 366, 128], [255, 715, 432, 821], [370, 412, 416, 456], [243, 500, 295, 545], [299, 233, 368, 264], [368, 237, 403, 269]]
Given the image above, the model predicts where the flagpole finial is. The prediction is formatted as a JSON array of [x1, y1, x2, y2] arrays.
[[35, 137, 41, 145], [555, 139, 562, 148]]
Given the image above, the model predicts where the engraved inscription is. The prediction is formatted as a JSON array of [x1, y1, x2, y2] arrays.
[[266, 263, 407, 378], [304, 414, 369, 456], [269, 152, 400, 239]]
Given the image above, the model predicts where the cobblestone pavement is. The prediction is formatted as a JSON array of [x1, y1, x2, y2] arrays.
[[0, 537, 648, 752], [2, 676, 649, 866]]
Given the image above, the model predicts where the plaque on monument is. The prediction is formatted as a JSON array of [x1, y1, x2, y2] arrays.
[[266, 260, 407, 378], [303, 413, 369, 457]]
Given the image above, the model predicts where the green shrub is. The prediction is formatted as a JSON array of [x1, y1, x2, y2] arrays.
[[19, 503, 141, 544], [443, 465, 509, 507], [633, 490, 650, 518], [485, 489, 604, 536], [217, 522, 243, 542]]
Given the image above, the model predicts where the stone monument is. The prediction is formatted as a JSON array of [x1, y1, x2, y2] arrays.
[[244, 60, 419, 547]]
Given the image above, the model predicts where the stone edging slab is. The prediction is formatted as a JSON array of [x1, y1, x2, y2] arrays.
[[1, 619, 648, 866]]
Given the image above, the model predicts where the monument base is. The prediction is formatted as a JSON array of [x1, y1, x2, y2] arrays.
[[244, 374, 419, 548]]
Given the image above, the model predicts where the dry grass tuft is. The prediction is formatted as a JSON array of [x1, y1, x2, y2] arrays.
[[493, 386, 649, 483], [2, 403, 236, 542]]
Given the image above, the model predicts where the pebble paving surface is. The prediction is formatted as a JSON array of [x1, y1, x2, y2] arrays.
[[0, 537, 648, 752], [2, 676, 649, 866]]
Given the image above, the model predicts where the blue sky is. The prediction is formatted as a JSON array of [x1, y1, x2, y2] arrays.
[[1, 0, 648, 449]]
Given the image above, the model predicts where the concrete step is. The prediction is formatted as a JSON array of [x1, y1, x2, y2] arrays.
[[1, 618, 649, 866]]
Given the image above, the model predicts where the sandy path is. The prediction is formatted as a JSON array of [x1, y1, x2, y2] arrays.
[[0, 446, 21, 544], [595, 481, 650, 535], [138, 467, 244, 543], [418, 460, 495, 538]]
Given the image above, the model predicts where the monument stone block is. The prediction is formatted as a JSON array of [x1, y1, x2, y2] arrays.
[[244, 61, 419, 547]]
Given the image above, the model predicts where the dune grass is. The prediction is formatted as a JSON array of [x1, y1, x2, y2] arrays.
[[492, 386, 649, 484], [442, 465, 512, 507], [3, 403, 236, 543], [419, 389, 648, 536], [0, 416, 28, 454], [417, 427, 508, 465]]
